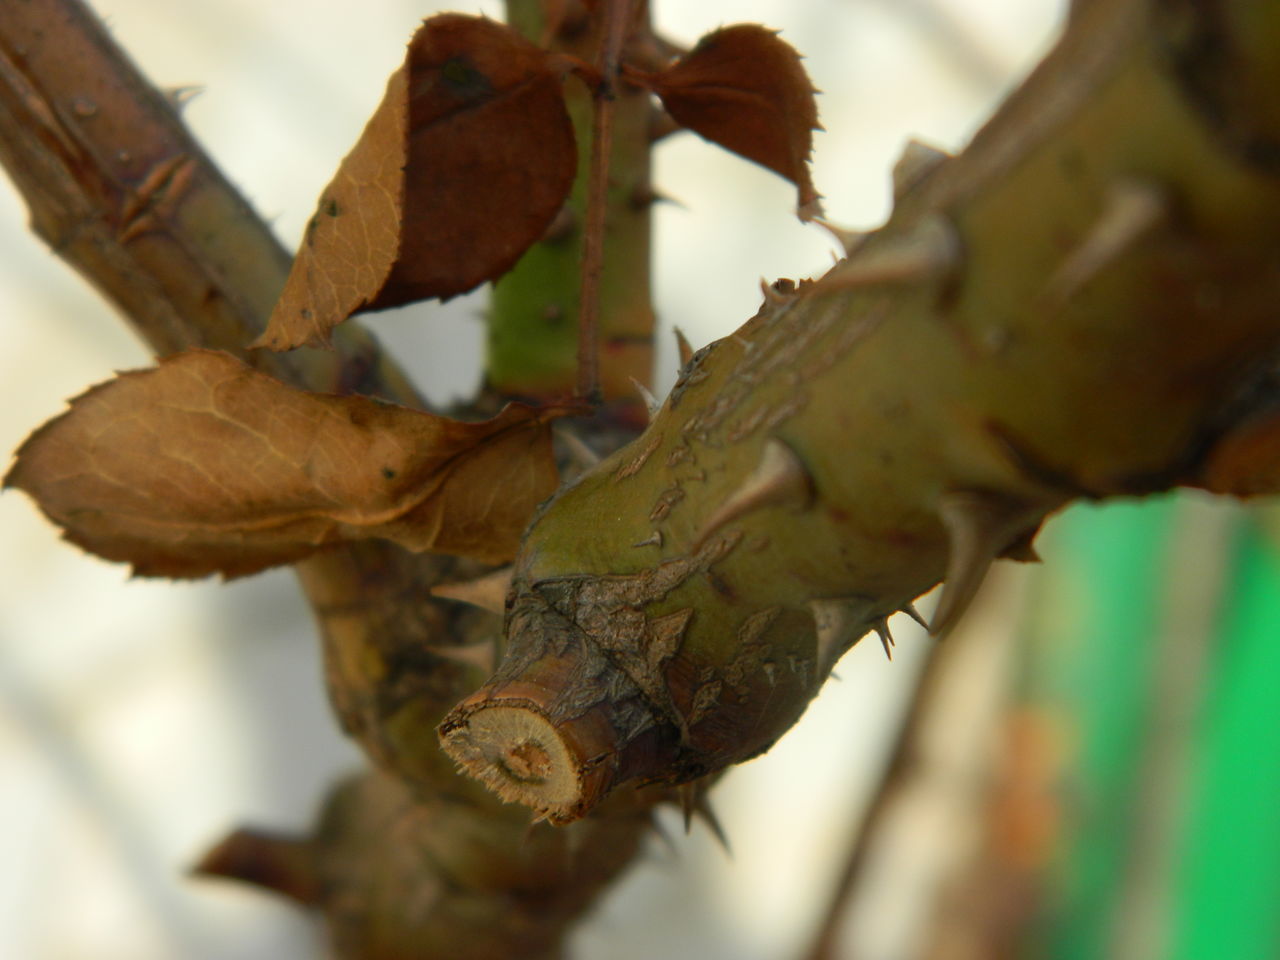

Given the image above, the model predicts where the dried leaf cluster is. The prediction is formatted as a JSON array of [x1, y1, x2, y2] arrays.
[[8, 10, 821, 583]]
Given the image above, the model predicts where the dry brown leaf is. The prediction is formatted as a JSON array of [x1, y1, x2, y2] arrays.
[[5, 350, 563, 576], [256, 14, 578, 350], [636, 24, 821, 218], [1198, 406, 1280, 496]]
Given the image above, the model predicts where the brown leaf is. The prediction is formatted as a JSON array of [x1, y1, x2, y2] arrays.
[[637, 24, 821, 218], [256, 14, 578, 350], [1199, 407, 1280, 496], [5, 350, 563, 576]]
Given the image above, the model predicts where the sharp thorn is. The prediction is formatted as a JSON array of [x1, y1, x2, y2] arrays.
[[648, 810, 679, 857], [556, 426, 602, 472], [679, 782, 696, 834], [673, 327, 695, 368], [891, 138, 951, 202], [873, 618, 895, 661], [425, 638, 497, 676], [809, 596, 877, 677], [693, 437, 813, 550], [759, 277, 797, 304], [164, 84, 205, 111], [430, 566, 513, 615], [806, 214, 863, 252], [899, 601, 929, 630], [931, 491, 1030, 638], [192, 828, 319, 906], [695, 797, 731, 855], [812, 214, 960, 296], [630, 377, 661, 419], [677, 781, 731, 853], [1042, 178, 1168, 308], [632, 530, 663, 549]]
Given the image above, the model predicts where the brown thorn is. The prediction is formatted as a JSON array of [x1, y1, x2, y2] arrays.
[[556, 426, 602, 472], [648, 809, 679, 857], [426, 638, 497, 676], [873, 618, 895, 661], [192, 828, 319, 907], [810, 214, 960, 297], [678, 781, 696, 833], [430, 566, 513, 616], [931, 491, 1029, 638], [891, 138, 951, 202], [759, 277, 797, 305], [678, 781, 730, 853], [630, 376, 661, 419], [674, 327, 695, 368], [809, 596, 877, 678], [1041, 178, 1168, 309], [812, 216, 867, 256], [692, 437, 814, 550], [899, 602, 929, 630], [163, 84, 204, 111]]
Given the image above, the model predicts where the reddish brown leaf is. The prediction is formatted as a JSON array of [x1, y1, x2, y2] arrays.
[[1199, 407, 1280, 496], [256, 14, 577, 350], [637, 24, 821, 218], [5, 350, 563, 576]]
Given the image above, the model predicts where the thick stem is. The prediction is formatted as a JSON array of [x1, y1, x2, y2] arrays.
[[0, 2, 660, 955], [445, 0, 1280, 818]]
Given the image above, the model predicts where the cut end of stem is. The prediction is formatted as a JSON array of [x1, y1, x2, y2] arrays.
[[439, 694, 615, 823]]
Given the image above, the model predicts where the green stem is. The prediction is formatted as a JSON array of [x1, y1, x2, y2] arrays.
[[493, 0, 655, 415]]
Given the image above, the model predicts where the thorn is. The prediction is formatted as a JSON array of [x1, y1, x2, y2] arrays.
[[759, 277, 798, 305], [811, 214, 960, 296], [430, 567, 513, 615], [425, 638, 497, 676], [679, 782, 730, 853], [899, 602, 929, 630], [163, 84, 204, 111], [891, 138, 951, 202], [809, 596, 877, 677], [811, 217, 867, 255], [1041, 178, 1168, 308], [693, 437, 814, 549], [556, 427, 601, 472], [632, 530, 663, 548], [679, 781, 696, 833], [873, 618, 895, 661], [630, 377, 661, 419], [931, 491, 1030, 638], [192, 828, 319, 906], [1000, 526, 1042, 563], [648, 810, 679, 857], [674, 327, 695, 368]]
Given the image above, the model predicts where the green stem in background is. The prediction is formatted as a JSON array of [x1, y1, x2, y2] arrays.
[[493, 0, 656, 415]]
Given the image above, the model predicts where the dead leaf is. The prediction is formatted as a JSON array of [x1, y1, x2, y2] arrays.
[[256, 14, 578, 350], [1199, 406, 1280, 496], [635, 24, 821, 219], [5, 350, 563, 576]]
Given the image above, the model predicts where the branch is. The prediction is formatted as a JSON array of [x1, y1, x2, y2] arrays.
[[441, 0, 1280, 820], [0, 1, 658, 956]]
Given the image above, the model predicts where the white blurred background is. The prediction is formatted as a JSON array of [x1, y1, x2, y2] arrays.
[[0, 1, 1064, 957]]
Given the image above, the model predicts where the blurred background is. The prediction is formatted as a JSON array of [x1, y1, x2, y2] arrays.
[[7, 2, 1275, 959]]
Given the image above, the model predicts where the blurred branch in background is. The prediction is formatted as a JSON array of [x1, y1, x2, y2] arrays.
[[0, 1, 1077, 958]]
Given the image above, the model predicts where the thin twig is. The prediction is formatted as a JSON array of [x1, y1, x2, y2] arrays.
[[577, 0, 637, 403]]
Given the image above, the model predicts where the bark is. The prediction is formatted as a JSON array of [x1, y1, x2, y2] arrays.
[[0, 1, 659, 956], [441, 0, 1280, 821]]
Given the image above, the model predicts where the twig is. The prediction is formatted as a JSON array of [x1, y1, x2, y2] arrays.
[[577, 0, 637, 403]]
